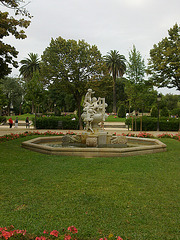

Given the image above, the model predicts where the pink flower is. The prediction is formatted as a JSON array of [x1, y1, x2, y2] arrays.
[[43, 230, 48, 234], [117, 237, 123, 240], [67, 226, 78, 234], [35, 237, 46, 240], [50, 230, 59, 237], [64, 235, 71, 240], [35, 237, 41, 240]]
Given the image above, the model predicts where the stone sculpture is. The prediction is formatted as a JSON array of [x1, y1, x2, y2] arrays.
[[81, 89, 108, 133]]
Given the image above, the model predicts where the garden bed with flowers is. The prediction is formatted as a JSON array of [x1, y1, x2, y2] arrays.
[[0, 226, 123, 240], [0, 131, 180, 143]]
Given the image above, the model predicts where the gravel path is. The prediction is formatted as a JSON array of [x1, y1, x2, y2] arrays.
[[0, 125, 179, 137]]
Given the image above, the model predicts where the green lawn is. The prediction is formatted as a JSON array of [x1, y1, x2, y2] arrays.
[[0, 137, 180, 240], [6, 114, 34, 121], [106, 115, 125, 122], [6, 114, 125, 122]]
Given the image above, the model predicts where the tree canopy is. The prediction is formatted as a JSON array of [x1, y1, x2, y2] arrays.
[[19, 53, 40, 80], [147, 23, 180, 91], [41, 36, 108, 128], [0, 0, 31, 78], [126, 45, 146, 84], [104, 50, 126, 113]]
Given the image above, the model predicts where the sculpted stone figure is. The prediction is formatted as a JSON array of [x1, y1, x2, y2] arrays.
[[84, 89, 95, 106], [81, 89, 108, 133]]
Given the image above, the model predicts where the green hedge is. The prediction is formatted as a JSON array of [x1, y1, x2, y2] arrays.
[[0, 116, 7, 124], [33, 115, 79, 130], [125, 116, 180, 131]]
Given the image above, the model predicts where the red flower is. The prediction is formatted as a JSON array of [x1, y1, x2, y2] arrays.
[[50, 230, 59, 237], [1, 231, 12, 240], [0, 227, 7, 231], [67, 226, 78, 234], [64, 235, 71, 240]]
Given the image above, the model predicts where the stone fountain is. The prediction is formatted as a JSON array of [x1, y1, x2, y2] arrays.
[[22, 89, 167, 157], [80, 89, 127, 148]]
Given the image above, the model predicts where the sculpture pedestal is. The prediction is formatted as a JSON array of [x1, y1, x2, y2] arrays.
[[98, 131, 108, 146], [81, 130, 109, 147], [86, 135, 98, 147]]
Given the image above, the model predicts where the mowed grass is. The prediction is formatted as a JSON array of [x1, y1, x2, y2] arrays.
[[106, 115, 125, 122], [0, 137, 180, 240], [6, 114, 33, 121]]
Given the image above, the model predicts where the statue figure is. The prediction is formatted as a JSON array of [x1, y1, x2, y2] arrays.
[[81, 89, 108, 133], [84, 89, 95, 106]]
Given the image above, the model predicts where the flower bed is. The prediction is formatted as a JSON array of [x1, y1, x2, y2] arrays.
[[0, 226, 123, 240], [0, 131, 180, 143], [0, 131, 76, 143]]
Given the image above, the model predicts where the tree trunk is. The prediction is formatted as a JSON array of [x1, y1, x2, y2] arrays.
[[113, 77, 116, 113], [75, 94, 83, 130], [32, 100, 35, 114], [34, 105, 37, 129], [19, 103, 22, 115], [77, 103, 83, 130]]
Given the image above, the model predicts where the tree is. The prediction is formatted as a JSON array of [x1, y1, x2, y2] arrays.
[[0, 0, 31, 78], [19, 53, 41, 113], [0, 79, 7, 115], [126, 45, 146, 84], [104, 50, 126, 113], [41, 37, 107, 129], [0, 0, 32, 17], [161, 106, 169, 117], [25, 71, 44, 127], [1, 77, 24, 115], [126, 46, 147, 130], [163, 94, 179, 111], [147, 23, 180, 91], [125, 45, 146, 111], [19, 53, 40, 80], [117, 104, 126, 118]]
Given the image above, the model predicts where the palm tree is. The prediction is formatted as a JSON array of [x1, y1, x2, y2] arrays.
[[19, 53, 40, 113], [19, 53, 40, 80], [104, 50, 126, 113]]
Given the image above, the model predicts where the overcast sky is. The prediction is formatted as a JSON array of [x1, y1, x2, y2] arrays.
[[2, 0, 180, 94]]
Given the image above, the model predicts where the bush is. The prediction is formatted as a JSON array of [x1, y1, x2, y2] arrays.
[[0, 116, 7, 124], [161, 107, 169, 117], [34, 115, 79, 130], [170, 108, 180, 117], [117, 104, 126, 118], [125, 116, 179, 131], [151, 106, 158, 117]]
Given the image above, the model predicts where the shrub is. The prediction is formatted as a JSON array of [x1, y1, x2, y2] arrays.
[[170, 108, 180, 117], [151, 106, 158, 117], [33, 115, 79, 130], [125, 116, 179, 131], [117, 104, 126, 118], [161, 106, 169, 117]]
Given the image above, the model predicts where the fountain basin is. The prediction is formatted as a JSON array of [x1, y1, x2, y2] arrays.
[[22, 136, 167, 158]]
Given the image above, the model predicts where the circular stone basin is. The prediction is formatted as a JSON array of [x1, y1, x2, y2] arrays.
[[21, 136, 167, 158]]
